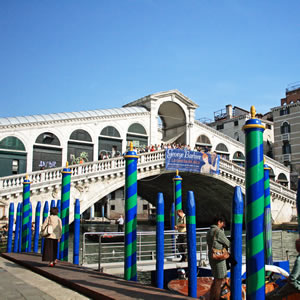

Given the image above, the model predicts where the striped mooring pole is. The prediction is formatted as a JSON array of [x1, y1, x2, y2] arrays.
[[170, 202, 175, 254], [50, 199, 55, 210], [243, 106, 265, 299], [173, 170, 182, 219], [230, 186, 244, 300], [124, 142, 138, 281], [156, 193, 164, 289], [6, 203, 14, 253], [56, 199, 61, 260], [264, 162, 273, 265], [33, 201, 41, 253], [41, 201, 49, 254], [28, 202, 32, 252], [187, 191, 197, 298], [21, 175, 32, 252], [13, 203, 21, 253], [60, 162, 72, 261], [18, 203, 23, 252], [73, 199, 80, 265]]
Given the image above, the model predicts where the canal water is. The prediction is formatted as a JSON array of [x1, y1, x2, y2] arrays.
[[67, 223, 298, 285]]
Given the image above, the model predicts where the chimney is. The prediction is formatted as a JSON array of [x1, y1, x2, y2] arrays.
[[226, 105, 233, 119]]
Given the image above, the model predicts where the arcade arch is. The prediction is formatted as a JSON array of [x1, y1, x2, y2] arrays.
[[232, 151, 245, 167], [0, 136, 27, 177], [32, 132, 62, 171], [158, 101, 186, 144], [127, 123, 148, 150], [99, 126, 122, 159], [215, 143, 230, 160], [68, 129, 93, 165], [195, 134, 212, 151]]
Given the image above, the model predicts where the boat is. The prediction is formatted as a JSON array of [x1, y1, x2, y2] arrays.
[[167, 265, 294, 299]]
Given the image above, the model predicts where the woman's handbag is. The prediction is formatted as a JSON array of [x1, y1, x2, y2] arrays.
[[212, 229, 230, 261], [41, 217, 53, 237]]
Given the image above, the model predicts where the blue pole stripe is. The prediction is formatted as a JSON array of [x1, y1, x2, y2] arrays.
[[246, 215, 264, 238], [246, 144, 264, 168]]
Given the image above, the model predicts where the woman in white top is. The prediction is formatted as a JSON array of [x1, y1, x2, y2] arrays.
[[41, 207, 62, 267]]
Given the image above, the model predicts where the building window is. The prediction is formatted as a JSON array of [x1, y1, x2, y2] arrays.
[[234, 120, 238, 126], [266, 124, 272, 130], [281, 122, 290, 134], [216, 124, 224, 130], [280, 107, 290, 116], [110, 205, 115, 210], [282, 142, 291, 154], [143, 204, 148, 210]]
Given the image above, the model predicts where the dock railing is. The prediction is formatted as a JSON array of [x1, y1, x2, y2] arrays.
[[82, 229, 287, 273]]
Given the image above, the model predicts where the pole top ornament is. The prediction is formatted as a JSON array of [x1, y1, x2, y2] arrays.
[[250, 106, 256, 118], [130, 142, 133, 151]]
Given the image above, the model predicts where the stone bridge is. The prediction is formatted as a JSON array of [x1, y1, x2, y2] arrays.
[[0, 150, 296, 225]]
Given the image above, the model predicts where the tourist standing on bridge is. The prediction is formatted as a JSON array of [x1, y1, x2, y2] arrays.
[[175, 209, 187, 262], [117, 215, 124, 232], [41, 207, 62, 267], [206, 215, 230, 300]]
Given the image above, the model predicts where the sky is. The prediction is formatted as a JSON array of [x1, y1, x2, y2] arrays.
[[1, 0, 300, 121]]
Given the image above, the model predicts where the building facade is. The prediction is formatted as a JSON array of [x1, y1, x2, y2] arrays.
[[272, 83, 300, 190]]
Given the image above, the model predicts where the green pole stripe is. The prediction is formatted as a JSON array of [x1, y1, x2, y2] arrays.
[[62, 191, 70, 200], [176, 190, 181, 198], [264, 178, 270, 187], [126, 195, 137, 211], [9, 212, 14, 215], [246, 162, 264, 187], [22, 216, 29, 224], [234, 214, 243, 224], [247, 232, 264, 256], [36, 212, 40, 216], [75, 213, 80, 219], [187, 215, 196, 224], [246, 131, 263, 152], [125, 219, 134, 232], [156, 214, 164, 222], [247, 268, 265, 294], [247, 196, 264, 222], [126, 171, 137, 186]]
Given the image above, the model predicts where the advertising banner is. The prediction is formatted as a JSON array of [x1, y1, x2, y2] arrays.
[[165, 149, 220, 174]]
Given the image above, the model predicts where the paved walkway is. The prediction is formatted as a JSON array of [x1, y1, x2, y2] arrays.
[[0, 256, 90, 300], [2, 253, 192, 300]]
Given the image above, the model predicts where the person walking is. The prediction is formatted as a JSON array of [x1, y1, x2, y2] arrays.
[[175, 209, 187, 262], [41, 207, 62, 267], [206, 215, 230, 300], [117, 215, 124, 232]]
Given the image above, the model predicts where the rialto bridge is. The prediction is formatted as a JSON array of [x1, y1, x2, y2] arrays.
[[0, 90, 296, 225]]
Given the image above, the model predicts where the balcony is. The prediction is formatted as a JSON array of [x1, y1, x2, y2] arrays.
[[281, 133, 290, 142], [282, 154, 291, 162]]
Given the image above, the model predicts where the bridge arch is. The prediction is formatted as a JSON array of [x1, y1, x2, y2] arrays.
[[215, 143, 230, 160], [232, 151, 245, 167], [195, 134, 212, 151]]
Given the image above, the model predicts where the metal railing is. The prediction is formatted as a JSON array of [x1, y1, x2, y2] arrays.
[[81, 229, 287, 272]]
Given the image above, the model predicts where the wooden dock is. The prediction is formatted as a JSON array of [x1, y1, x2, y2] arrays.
[[1, 252, 193, 300]]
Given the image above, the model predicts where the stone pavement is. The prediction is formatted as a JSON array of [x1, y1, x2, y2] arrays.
[[0, 256, 90, 300]]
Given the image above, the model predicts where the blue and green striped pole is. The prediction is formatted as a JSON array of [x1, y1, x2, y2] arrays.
[[50, 199, 55, 210], [56, 199, 61, 260], [33, 201, 41, 253], [264, 162, 273, 265], [156, 193, 164, 289], [13, 203, 21, 253], [28, 202, 32, 252], [187, 191, 197, 298], [173, 170, 182, 222], [73, 199, 80, 265], [18, 203, 22, 252], [6, 203, 14, 253], [230, 186, 244, 300], [22, 176, 32, 252], [124, 142, 138, 281], [60, 162, 72, 261], [41, 201, 49, 254], [243, 106, 265, 299], [170, 202, 175, 254]]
